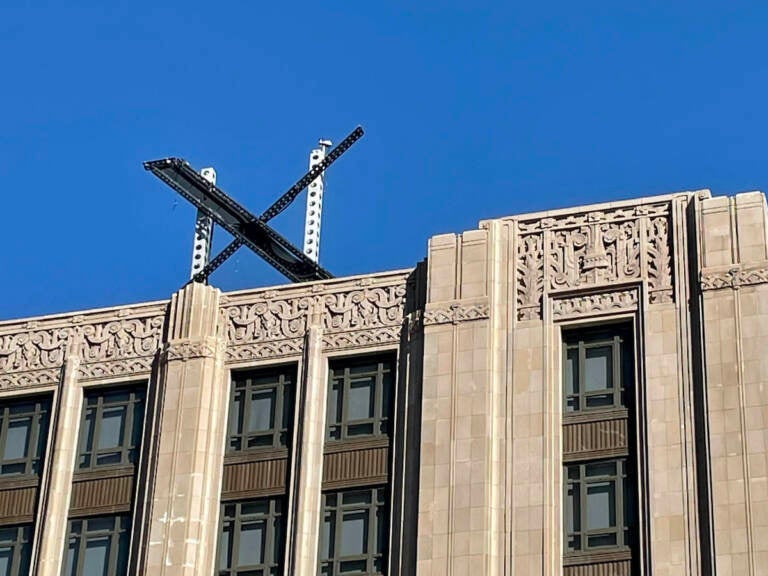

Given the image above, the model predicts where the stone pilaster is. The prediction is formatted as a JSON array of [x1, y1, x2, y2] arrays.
[[36, 346, 83, 576], [697, 192, 768, 576], [417, 228, 504, 575], [143, 283, 228, 576], [289, 323, 328, 576]]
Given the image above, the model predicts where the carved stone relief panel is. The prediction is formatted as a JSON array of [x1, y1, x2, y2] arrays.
[[222, 272, 410, 360], [0, 303, 167, 390], [516, 203, 674, 320]]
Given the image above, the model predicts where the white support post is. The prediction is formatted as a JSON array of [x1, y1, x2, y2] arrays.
[[302, 140, 330, 263], [190, 167, 216, 279]]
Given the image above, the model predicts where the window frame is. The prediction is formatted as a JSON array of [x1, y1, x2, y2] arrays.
[[227, 366, 295, 453], [77, 385, 146, 472], [217, 497, 285, 576], [63, 515, 130, 576], [564, 458, 634, 555], [0, 395, 51, 477], [0, 524, 32, 576], [326, 355, 394, 442], [319, 486, 387, 575], [562, 330, 630, 413]]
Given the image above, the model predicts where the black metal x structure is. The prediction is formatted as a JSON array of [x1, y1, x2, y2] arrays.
[[143, 126, 364, 284]]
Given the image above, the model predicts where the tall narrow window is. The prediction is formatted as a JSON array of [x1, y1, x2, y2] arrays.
[[218, 497, 285, 575], [564, 459, 635, 553], [0, 525, 31, 576], [327, 356, 394, 441], [563, 329, 631, 413], [77, 386, 145, 470], [228, 366, 295, 452], [0, 396, 50, 476], [319, 487, 387, 575], [63, 515, 130, 576]]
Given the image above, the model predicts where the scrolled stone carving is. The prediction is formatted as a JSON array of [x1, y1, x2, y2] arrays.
[[0, 328, 71, 373], [322, 285, 406, 332], [80, 316, 164, 363], [224, 297, 313, 344], [552, 289, 639, 320], [222, 273, 410, 357], [423, 302, 490, 326]]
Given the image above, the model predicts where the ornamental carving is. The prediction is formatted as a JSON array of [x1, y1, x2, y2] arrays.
[[552, 289, 639, 320], [224, 298, 313, 345], [700, 264, 768, 290], [0, 328, 71, 373], [322, 326, 403, 350], [80, 317, 165, 364], [164, 339, 225, 361], [223, 273, 409, 358], [423, 302, 490, 326], [515, 203, 674, 319], [226, 339, 303, 363], [323, 285, 406, 332], [0, 369, 61, 391], [1, 305, 167, 388]]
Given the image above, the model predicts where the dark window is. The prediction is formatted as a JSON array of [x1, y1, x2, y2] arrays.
[[63, 515, 130, 576], [0, 525, 32, 575], [564, 459, 635, 554], [228, 366, 295, 452], [327, 356, 394, 441], [563, 329, 631, 413], [319, 487, 387, 575], [0, 396, 50, 476], [77, 386, 145, 471], [218, 497, 285, 576]]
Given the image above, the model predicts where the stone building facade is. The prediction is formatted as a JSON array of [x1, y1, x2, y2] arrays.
[[0, 189, 767, 575]]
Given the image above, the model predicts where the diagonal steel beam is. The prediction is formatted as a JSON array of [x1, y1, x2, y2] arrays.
[[144, 158, 333, 283]]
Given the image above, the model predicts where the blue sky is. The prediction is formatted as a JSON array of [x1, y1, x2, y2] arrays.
[[2, 2, 767, 319]]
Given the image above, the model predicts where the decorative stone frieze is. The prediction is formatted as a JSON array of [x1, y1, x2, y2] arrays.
[[552, 288, 639, 321], [422, 301, 490, 326], [0, 304, 167, 389], [700, 263, 768, 291], [516, 203, 674, 320], [223, 272, 410, 358]]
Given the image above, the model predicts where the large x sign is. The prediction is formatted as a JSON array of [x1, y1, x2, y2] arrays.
[[144, 126, 363, 283]]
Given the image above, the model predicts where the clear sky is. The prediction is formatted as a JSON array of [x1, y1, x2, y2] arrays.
[[2, 1, 767, 319]]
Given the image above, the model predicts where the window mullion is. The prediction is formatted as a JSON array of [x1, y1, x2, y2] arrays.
[[265, 503, 275, 570], [232, 505, 242, 571], [108, 517, 119, 576], [367, 490, 376, 572], [274, 379, 284, 449], [76, 524, 87, 576], [341, 369, 351, 440], [27, 402, 41, 475], [580, 464, 587, 551], [579, 342, 586, 412], [334, 501, 343, 573], [123, 395, 134, 466], [374, 364, 384, 431], [613, 336, 621, 408], [0, 407, 10, 466], [244, 380, 253, 446]]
